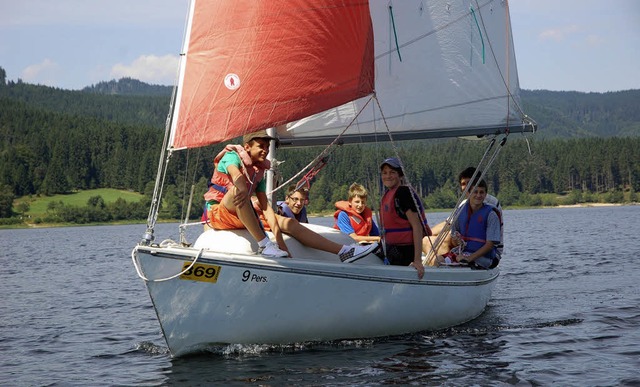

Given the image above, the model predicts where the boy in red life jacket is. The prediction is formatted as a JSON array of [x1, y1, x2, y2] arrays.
[[379, 158, 427, 279], [333, 183, 380, 243], [203, 129, 378, 262]]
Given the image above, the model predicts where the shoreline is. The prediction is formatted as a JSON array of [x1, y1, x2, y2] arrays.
[[1, 202, 636, 230], [309, 202, 634, 216], [553, 202, 630, 208]]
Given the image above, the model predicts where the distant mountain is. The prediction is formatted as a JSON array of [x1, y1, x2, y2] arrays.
[[78, 78, 640, 139], [1, 66, 639, 138], [521, 89, 640, 138], [0, 76, 170, 128], [82, 78, 173, 97]]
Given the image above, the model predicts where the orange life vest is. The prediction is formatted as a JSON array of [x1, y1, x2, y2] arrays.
[[332, 200, 373, 236], [203, 144, 270, 203]]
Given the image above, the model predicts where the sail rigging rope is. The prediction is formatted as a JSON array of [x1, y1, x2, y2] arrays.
[[371, 95, 431, 261], [131, 244, 204, 282], [376, 0, 491, 60], [295, 157, 329, 191], [141, 80, 181, 245], [423, 135, 508, 263], [267, 95, 375, 198]]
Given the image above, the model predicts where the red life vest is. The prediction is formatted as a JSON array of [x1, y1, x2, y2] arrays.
[[380, 187, 414, 245], [332, 200, 373, 236], [203, 144, 270, 203], [380, 186, 431, 245]]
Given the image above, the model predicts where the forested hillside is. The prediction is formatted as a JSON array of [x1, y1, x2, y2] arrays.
[[521, 89, 640, 138], [1, 69, 639, 222]]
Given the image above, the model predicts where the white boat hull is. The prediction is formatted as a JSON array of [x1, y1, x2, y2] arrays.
[[133, 226, 498, 357]]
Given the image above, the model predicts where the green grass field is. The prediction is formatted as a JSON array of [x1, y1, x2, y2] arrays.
[[14, 189, 144, 219]]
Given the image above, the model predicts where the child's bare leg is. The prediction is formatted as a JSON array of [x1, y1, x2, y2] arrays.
[[430, 220, 446, 236], [277, 215, 342, 254], [220, 189, 265, 241]]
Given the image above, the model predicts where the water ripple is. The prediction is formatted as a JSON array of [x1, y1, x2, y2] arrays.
[[1, 207, 639, 385]]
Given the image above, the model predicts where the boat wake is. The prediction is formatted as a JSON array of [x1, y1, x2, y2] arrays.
[[134, 319, 582, 359], [199, 339, 379, 358], [424, 317, 584, 339], [134, 341, 171, 356], [134, 338, 380, 358]]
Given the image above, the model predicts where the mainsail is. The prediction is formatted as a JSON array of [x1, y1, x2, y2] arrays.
[[169, 0, 375, 149], [281, 0, 534, 146]]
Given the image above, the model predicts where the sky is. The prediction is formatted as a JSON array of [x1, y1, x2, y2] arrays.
[[1, 0, 638, 93]]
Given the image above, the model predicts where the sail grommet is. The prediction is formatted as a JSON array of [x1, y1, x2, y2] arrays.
[[224, 73, 240, 90]]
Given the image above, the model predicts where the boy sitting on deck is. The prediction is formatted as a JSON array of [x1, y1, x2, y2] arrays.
[[203, 129, 377, 262], [333, 183, 381, 244], [276, 184, 309, 223], [447, 177, 501, 269]]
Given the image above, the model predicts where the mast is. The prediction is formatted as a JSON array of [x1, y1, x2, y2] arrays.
[[266, 127, 277, 205]]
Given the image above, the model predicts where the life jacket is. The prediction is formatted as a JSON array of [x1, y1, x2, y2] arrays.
[[203, 144, 270, 203], [457, 202, 499, 260], [460, 195, 504, 255], [277, 201, 309, 223], [380, 186, 430, 245], [332, 200, 373, 236]]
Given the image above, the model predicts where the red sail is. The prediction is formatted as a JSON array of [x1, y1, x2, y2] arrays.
[[170, 0, 374, 149]]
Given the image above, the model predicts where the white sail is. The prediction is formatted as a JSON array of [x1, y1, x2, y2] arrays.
[[278, 0, 532, 146]]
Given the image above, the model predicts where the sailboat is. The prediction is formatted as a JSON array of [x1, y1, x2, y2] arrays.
[[132, 0, 535, 357]]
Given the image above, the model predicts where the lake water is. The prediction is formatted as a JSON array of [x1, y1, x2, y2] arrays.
[[2, 206, 639, 386]]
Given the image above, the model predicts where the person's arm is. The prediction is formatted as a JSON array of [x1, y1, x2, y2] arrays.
[[352, 217, 381, 243], [225, 164, 249, 209], [450, 215, 462, 247], [337, 211, 380, 243], [350, 234, 381, 243], [256, 191, 290, 256], [405, 209, 425, 279], [336, 211, 355, 233], [370, 219, 380, 236]]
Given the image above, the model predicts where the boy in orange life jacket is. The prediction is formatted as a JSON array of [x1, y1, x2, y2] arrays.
[[379, 158, 426, 279], [333, 183, 381, 243], [203, 129, 378, 262]]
